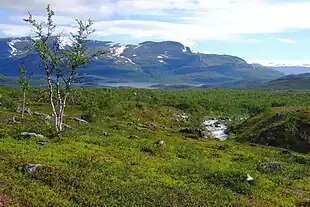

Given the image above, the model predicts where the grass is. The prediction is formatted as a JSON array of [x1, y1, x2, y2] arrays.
[[0, 88, 310, 206]]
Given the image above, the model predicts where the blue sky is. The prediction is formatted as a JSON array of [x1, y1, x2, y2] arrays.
[[1, 0, 310, 65]]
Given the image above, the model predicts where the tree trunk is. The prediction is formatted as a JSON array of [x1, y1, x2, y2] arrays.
[[21, 89, 26, 119], [46, 76, 58, 132]]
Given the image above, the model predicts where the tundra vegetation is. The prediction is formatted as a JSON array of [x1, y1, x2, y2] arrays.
[[0, 5, 310, 207]]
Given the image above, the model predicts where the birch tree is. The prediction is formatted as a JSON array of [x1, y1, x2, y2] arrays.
[[24, 5, 104, 132], [18, 65, 31, 119]]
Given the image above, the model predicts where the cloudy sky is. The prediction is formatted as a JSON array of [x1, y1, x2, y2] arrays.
[[0, 0, 310, 65]]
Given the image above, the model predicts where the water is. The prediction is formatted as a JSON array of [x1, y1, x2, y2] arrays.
[[204, 119, 229, 141]]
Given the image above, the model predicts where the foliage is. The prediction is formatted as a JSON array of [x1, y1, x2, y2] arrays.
[[0, 88, 310, 206], [23, 4, 104, 131]]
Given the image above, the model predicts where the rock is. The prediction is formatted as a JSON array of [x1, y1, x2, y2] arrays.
[[144, 121, 156, 128], [246, 174, 254, 183], [37, 141, 49, 146], [63, 124, 73, 130], [280, 149, 293, 156], [179, 128, 204, 137], [129, 135, 140, 139], [158, 140, 165, 145], [68, 117, 89, 124], [101, 131, 108, 136], [20, 132, 44, 139], [4, 116, 20, 123], [34, 111, 52, 120], [257, 162, 283, 173], [273, 113, 284, 122], [15, 108, 32, 115], [23, 163, 45, 173]]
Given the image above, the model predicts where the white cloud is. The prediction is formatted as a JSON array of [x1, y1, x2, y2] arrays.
[[276, 38, 297, 44], [248, 59, 310, 67], [1, 0, 310, 46]]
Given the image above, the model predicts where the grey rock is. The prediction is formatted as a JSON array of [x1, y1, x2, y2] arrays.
[[23, 163, 44, 173], [38, 141, 49, 146], [144, 121, 157, 128], [4, 116, 20, 123], [257, 162, 283, 173], [20, 132, 44, 139], [16, 108, 32, 115], [63, 124, 73, 130], [280, 149, 293, 156], [34, 111, 52, 120], [101, 131, 108, 136], [68, 117, 89, 124], [129, 135, 140, 139], [179, 128, 204, 137]]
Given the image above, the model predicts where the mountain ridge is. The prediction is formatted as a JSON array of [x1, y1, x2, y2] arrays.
[[0, 37, 284, 86]]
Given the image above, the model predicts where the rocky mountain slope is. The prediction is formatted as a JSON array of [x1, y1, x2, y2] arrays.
[[0, 37, 283, 85]]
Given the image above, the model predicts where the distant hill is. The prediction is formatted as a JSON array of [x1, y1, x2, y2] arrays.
[[257, 73, 310, 90], [0, 37, 283, 86]]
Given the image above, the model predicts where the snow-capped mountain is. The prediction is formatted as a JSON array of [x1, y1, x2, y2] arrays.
[[0, 37, 283, 85]]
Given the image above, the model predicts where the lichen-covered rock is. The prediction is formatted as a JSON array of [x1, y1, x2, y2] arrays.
[[20, 132, 44, 139], [15, 108, 32, 115], [34, 111, 52, 120], [257, 162, 283, 173], [23, 163, 45, 173]]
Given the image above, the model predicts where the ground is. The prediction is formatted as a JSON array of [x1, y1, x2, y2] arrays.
[[0, 88, 310, 207]]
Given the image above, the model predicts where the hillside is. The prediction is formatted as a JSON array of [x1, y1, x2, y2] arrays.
[[0, 38, 283, 85], [253, 73, 310, 90], [1, 88, 310, 206]]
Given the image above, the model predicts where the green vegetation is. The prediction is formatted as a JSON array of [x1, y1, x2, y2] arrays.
[[1, 88, 310, 206], [233, 107, 310, 153]]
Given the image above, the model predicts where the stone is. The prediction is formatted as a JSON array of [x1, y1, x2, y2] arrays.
[[63, 124, 73, 130], [23, 163, 45, 173], [34, 111, 52, 120], [37, 141, 49, 146], [179, 128, 204, 137], [246, 174, 254, 183], [15, 108, 32, 115], [20, 132, 44, 139], [144, 121, 157, 128], [257, 162, 283, 173], [68, 117, 89, 124], [129, 135, 140, 139], [158, 140, 165, 145], [101, 131, 108, 136], [280, 149, 293, 156], [4, 116, 19, 123]]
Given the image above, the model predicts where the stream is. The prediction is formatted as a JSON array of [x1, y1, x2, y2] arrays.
[[204, 118, 229, 141]]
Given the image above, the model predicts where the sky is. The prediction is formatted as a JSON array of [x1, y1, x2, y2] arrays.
[[0, 0, 310, 65]]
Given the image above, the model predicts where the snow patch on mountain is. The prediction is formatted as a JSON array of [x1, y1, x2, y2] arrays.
[[8, 39, 21, 56], [157, 55, 163, 59], [58, 36, 75, 49], [113, 45, 128, 56], [159, 60, 164, 63]]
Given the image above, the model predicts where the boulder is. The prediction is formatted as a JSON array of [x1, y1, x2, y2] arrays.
[[101, 131, 108, 136], [20, 132, 44, 139], [129, 135, 140, 139], [34, 111, 52, 120], [23, 163, 45, 173], [257, 162, 283, 173], [15, 108, 32, 115], [68, 117, 89, 124], [63, 124, 73, 130], [37, 141, 49, 146], [179, 128, 204, 137]]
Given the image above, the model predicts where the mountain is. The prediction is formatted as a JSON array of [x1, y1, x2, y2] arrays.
[[251, 62, 310, 75], [271, 66, 310, 75], [257, 73, 310, 90], [0, 37, 284, 86]]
